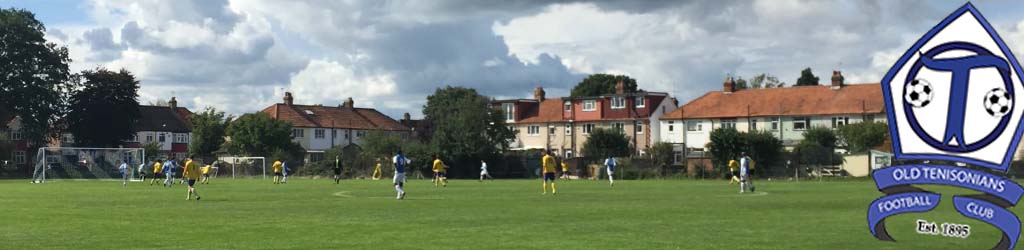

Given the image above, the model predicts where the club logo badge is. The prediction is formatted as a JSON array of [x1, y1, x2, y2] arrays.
[[872, 2, 1023, 249]]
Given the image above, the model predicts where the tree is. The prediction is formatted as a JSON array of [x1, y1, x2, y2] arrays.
[[743, 130, 783, 176], [707, 127, 743, 174], [224, 112, 301, 158], [795, 67, 820, 86], [0, 8, 75, 145], [733, 76, 749, 90], [749, 73, 785, 88], [570, 74, 639, 97], [189, 107, 230, 158], [141, 141, 161, 161], [582, 128, 631, 160], [362, 131, 403, 161], [837, 122, 888, 153], [66, 68, 141, 147], [648, 142, 675, 175], [795, 127, 843, 172], [423, 86, 514, 176]]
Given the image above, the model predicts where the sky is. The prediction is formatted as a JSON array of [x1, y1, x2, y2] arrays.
[[4, 0, 1024, 119]]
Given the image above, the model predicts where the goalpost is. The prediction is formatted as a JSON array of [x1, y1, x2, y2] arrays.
[[217, 156, 267, 179], [32, 147, 145, 183]]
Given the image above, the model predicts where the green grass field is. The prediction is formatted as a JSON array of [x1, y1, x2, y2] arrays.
[[0, 178, 1020, 249]]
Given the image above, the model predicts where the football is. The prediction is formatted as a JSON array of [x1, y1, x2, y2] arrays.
[[984, 88, 1012, 117], [904, 79, 933, 108]]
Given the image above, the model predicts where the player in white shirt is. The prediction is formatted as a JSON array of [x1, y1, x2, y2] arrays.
[[281, 161, 289, 184], [138, 161, 148, 182], [163, 159, 176, 187], [393, 150, 410, 200], [118, 160, 129, 187], [739, 152, 755, 193], [479, 160, 493, 182], [604, 157, 616, 187]]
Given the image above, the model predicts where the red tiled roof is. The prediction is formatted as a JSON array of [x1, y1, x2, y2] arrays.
[[261, 104, 410, 131], [135, 105, 193, 133], [519, 99, 564, 123], [663, 83, 884, 119]]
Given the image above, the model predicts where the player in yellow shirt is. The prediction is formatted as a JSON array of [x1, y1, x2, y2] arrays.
[[150, 160, 163, 186], [272, 159, 283, 184], [200, 164, 212, 184], [541, 149, 557, 194], [182, 155, 202, 201], [728, 159, 740, 184], [432, 154, 448, 187]]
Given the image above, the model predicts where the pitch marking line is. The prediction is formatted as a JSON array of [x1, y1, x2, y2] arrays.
[[332, 191, 354, 198]]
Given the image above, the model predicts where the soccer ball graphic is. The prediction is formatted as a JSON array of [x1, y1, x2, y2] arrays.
[[984, 88, 1013, 117], [904, 79, 933, 108]]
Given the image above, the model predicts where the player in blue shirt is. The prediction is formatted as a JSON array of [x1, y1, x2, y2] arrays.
[[392, 150, 410, 200]]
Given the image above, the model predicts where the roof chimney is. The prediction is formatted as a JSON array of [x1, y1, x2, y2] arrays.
[[533, 86, 546, 101], [403, 112, 411, 121], [168, 97, 178, 109], [284, 92, 293, 105], [831, 71, 845, 89], [723, 76, 735, 93], [343, 97, 354, 108], [615, 81, 625, 94]]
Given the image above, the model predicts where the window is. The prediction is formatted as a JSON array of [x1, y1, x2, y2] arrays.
[[356, 131, 366, 138], [146, 134, 154, 142], [332, 129, 337, 138], [527, 125, 540, 135], [502, 103, 515, 121], [687, 121, 702, 131], [564, 101, 571, 112], [832, 116, 850, 129], [612, 122, 625, 132], [793, 117, 810, 130], [770, 117, 780, 130], [11, 129, 22, 140], [174, 133, 188, 143], [720, 119, 736, 129], [293, 129, 305, 138], [865, 114, 876, 123], [583, 100, 596, 111], [583, 123, 595, 134], [14, 151, 25, 164], [611, 97, 625, 109], [635, 96, 645, 108], [549, 126, 556, 135], [565, 150, 574, 159], [565, 124, 572, 135], [668, 121, 675, 132], [310, 152, 325, 162], [158, 133, 166, 142], [126, 134, 137, 142], [315, 129, 325, 139], [750, 119, 758, 131], [636, 121, 644, 134]]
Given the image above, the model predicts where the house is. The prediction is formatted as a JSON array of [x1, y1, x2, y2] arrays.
[[659, 71, 887, 165], [261, 92, 411, 162], [55, 97, 195, 161], [399, 112, 433, 142], [492, 83, 677, 158], [1, 114, 29, 167]]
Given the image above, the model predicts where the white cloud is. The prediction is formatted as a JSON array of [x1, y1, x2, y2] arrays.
[[286, 59, 397, 107]]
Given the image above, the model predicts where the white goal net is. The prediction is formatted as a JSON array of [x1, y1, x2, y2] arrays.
[[32, 147, 145, 183], [217, 156, 267, 179]]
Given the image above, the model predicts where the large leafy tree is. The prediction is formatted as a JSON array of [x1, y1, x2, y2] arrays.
[[66, 68, 141, 147], [224, 112, 301, 157], [0, 8, 75, 144], [795, 127, 843, 168], [708, 127, 744, 173], [362, 131, 403, 161], [570, 74, 638, 97], [582, 128, 631, 160], [837, 122, 888, 153], [648, 141, 675, 175], [795, 67, 820, 86], [423, 86, 514, 175], [749, 73, 785, 88], [743, 130, 784, 176], [189, 107, 230, 158]]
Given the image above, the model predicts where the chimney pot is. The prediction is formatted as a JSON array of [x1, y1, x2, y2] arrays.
[[615, 81, 625, 94], [284, 92, 294, 105], [723, 76, 735, 93], [343, 97, 354, 108], [831, 71, 845, 88], [533, 86, 546, 101], [403, 112, 411, 121], [169, 97, 178, 109]]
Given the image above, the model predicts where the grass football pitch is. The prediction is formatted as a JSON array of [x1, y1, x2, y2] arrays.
[[0, 178, 1019, 249]]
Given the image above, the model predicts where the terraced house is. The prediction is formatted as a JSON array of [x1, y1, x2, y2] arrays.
[[262, 92, 411, 163], [493, 83, 677, 158], [659, 71, 886, 165], [52, 97, 195, 160]]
